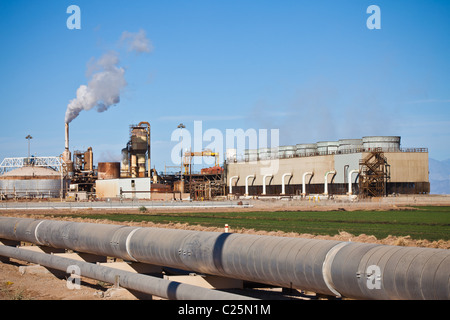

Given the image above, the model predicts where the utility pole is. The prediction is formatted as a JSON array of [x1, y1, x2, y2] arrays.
[[177, 123, 185, 181], [25, 134, 33, 159]]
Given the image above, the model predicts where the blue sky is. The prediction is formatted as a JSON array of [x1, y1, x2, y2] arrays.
[[0, 0, 449, 172]]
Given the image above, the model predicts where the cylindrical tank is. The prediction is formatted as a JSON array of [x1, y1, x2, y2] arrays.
[[270, 147, 279, 159], [97, 162, 120, 180], [226, 148, 237, 162], [278, 146, 287, 159], [362, 136, 401, 151], [258, 148, 270, 160], [137, 153, 146, 178], [244, 149, 257, 162], [121, 148, 129, 177], [326, 141, 338, 154], [316, 141, 329, 154], [295, 143, 317, 157], [0, 166, 66, 198], [84, 147, 93, 171], [284, 145, 295, 158], [295, 144, 305, 157], [338, 139, 363, 153]]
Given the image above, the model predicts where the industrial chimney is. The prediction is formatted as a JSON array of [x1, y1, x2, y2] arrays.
[[63, 122, 74, 177], [65, 122, 69, 151]]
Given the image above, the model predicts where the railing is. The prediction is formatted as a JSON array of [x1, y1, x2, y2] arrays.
[[0, 156, 66, 175], [227, 147, 428, 163]]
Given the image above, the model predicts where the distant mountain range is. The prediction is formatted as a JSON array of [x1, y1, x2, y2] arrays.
[[429, 158, 450, 195]]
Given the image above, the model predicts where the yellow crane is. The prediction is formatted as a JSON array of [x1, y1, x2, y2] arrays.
[[183, 149, 219, 174]]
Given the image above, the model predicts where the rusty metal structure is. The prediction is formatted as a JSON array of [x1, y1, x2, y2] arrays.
[[189, 178, 226, 200], [179, 149, 226, 200], [358, 149, 390, 197], [121, 122, 151, 178], [97, 162, 120, 180], [71, 147, 96, 193]]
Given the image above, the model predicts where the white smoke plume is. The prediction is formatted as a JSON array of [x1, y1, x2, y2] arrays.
[[65, 30, 152, 124], [120, 29, 153, 54], [65, 51, 126, 123]]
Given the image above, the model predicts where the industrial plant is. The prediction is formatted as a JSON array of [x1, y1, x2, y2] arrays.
[[0, 121, 430, 202]]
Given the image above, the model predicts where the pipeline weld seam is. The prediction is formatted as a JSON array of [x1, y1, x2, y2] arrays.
[[322, 241, 349, 298], [34, 220, 45, 246], [125, 228, 141, 262]]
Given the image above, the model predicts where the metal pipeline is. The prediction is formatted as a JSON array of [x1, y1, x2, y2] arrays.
[[245, 175, 254, 196], [324, 170, 336, 195], [0, 244, 255, 300], [281, 173, 291, 195], [228, 176, 239, 194], [262, 174, 272, 195], [302, 172, 313, 195], [0, 217, 449, 300], [348, 170, 359, 195]]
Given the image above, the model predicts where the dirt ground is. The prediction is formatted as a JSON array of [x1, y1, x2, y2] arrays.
[[1, 201, 449, 300]]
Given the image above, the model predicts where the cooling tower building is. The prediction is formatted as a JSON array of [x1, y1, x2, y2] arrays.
[[225, 136, 429, 197]]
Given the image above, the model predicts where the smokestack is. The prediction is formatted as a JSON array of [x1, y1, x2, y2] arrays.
[[65, 122, 69, 151], [62, 122, 73, 176]]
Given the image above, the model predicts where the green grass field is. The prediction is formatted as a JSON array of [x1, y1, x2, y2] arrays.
[[57, 206, 450, 241]]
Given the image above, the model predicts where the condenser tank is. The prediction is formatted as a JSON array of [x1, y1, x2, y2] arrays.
[[244, 149, 257, 161], [362, 136, 401, 151], [295, 143, 317, 157], [338, 139, 363, 153], [258, 148, 271, 160], [97, 162, 120, 180]]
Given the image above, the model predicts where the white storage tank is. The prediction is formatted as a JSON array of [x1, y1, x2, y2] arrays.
[[226, 148, 237, 162], [278, 146, 287, 159], [327, 141, 338, 154], [295, 143, 317, 157], [245, 149, 258, 161], [0, 166, 67, 198], [316, 141, 328, 154], [362, 136, 401, 151], [338, 139, 363, 153], [258, 148, 271, 160], [284, 145, 296, 158], [270, 147, 279, 159]]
